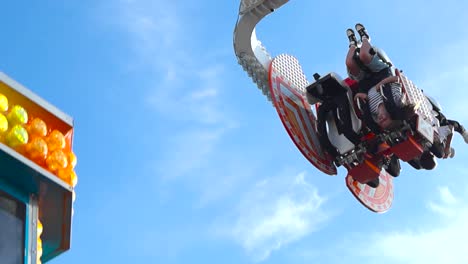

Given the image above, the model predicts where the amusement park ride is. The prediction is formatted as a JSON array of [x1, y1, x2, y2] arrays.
[[0, 72, 77, 263], [233, 0, 457, 213]]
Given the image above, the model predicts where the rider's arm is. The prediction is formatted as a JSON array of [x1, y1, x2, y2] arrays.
[[355, 75, 400, 102], [354, 92, 368, 101], [376, 75, 399, 91]]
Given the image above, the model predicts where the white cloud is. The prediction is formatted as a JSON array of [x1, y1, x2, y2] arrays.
[[148, 65, 240, 181], [114, 0, 181, 58], [146, 64, 228, 124], [156, 127, 226, 179], [110, 0, 238, 127], [110, 0, 239, 180], [341, 186, 468, 264], [189, 87, 218, 100], [228, 172, 332, 262]]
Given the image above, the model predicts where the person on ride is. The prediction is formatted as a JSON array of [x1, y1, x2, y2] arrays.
[[448, 121, 468, 143], [346, 23, 392, 97], [345, 24, 411, 130], [408, 98, 468, 170], [429, 102, 468, 158], [360, 76, 407, 130], [345, 24, 411, 180], [437, 113, 468, 144]]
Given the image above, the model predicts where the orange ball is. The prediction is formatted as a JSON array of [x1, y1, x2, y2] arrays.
[[57, 169, 78, 187], [46, 149, 68, 172], [57, 168, 70, 182], [27, 137, 48, 162], [47, 130, 65, 151], [28, 118, 48, 138], [68, 152, 77, 168], [70, 170, 78, 187]]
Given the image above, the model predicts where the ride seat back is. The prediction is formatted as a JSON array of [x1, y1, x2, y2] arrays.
[[307, 73, 362, 155], [306, 73, 348, 103]]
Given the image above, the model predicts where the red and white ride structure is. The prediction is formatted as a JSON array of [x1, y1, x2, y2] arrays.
[[233, 0, 447, 212]]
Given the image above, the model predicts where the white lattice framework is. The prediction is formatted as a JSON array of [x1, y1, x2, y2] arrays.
[[234, 0, 290, 102], [400, 74, 438, 126], [272, 54, 309, 95]]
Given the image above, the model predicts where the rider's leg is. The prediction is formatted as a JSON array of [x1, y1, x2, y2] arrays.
[[447, 119, 468, 143], [347, 28, 358, 47], [355, 23, 374, 64], [355, 23, 370, 41], [345, 29, 362, 80], [355, 24, 388, 73], [346, 45, 362, 80], [359, 38, 374, 65]]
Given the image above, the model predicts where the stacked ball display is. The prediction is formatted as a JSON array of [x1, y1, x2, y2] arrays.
[[37, 219, 43, 263], [0, 93, 77, 187]]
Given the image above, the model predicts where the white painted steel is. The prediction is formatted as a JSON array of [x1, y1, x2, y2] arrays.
[[272, 54, 310, 96], [0, 72, 73, 127], [233, 0, 289, 102]]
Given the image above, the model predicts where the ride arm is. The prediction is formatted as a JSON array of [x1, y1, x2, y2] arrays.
[[233, 0, 290, 102]]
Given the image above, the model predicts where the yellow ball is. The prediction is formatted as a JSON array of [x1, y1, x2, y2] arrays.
[[0, 113, 8, 133], [0, 93, 8, 112], [7, 105, 28, 125], [37, 220, 43, 237], [46, 149, 68, 172], [47, 130, 65, 151], [37, 246, 43, 259], [6, 125, 29, 148], [28, 118, 48, 138]]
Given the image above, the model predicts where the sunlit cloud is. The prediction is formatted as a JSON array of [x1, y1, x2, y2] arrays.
[[110, 0, 237, 127], [427, 186, 458, 217], [114, 0, 181, 58], [146, 64, 228, 124], [156, 127, 226, 179], [335, 186, 468, 264], [226, 172, 332, 262], [101, 6, 251, 230]]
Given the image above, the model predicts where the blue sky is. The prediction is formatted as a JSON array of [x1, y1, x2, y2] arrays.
[[1, 0, 468, 263]]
